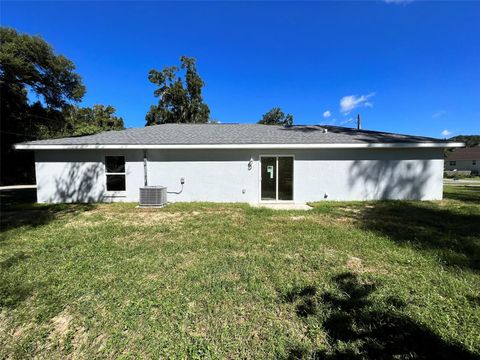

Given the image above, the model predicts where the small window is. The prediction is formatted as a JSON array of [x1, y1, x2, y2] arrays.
[[105, 156, 126, 191], [473, 160, 477, 166], [449, 161, 456, 166]]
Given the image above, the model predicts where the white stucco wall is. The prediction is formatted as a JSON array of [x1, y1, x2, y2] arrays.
[[34, 147, 445, 203], [35, 150, 144, 203]]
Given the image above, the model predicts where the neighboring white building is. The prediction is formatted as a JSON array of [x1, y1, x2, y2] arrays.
[[444, 147, 480, 173], [14, 124, 463, 204]]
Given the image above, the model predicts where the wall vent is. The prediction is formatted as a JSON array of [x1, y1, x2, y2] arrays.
[[139, 186, 167, 207]]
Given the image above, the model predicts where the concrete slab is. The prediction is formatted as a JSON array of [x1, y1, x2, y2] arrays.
[[251, 203, 313, 211], [135, 204, 167, 209]]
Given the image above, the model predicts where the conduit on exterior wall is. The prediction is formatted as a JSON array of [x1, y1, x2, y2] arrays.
[[143, 150, 148, 186]]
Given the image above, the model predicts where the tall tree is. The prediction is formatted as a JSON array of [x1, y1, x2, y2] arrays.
[[0, 27, 87, 184], [258, 107, 294, 126], [0, 27, 85, 108], [0, 27, 123, 184], [145, 56, 210, 125]]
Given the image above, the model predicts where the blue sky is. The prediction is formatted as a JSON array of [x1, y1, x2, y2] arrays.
[[2, 1, 479, 137]]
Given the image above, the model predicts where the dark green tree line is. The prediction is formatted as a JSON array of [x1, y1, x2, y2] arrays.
[[61, 105, 124, 137], [449, 135, 480, 148]]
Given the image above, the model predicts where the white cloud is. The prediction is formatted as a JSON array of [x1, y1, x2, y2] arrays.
[[441, 129, 452, 137], [432, 110, 446, 118], [340, 93, 375, 114], [323, 110, 331, 118], [383, 0, 413, 4]]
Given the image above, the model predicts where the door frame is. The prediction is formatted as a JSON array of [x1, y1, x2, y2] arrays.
[[258, 154, 295, 203]]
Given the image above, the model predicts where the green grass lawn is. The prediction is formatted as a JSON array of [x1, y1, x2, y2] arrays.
[[1, 186, 479, 359]]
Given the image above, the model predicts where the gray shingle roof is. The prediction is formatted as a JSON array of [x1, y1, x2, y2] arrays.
[[17, 124, 450, 146]]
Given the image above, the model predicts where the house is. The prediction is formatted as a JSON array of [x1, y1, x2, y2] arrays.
[[444, 147, 480, 174], [14, 124, 463, 203]]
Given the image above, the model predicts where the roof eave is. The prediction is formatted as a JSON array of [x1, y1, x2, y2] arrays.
[[14, 142, 465, 150]]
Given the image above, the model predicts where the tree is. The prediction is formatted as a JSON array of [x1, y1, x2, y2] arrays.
[[444, 135, 480, 157], [258, 107, 293, 126], [62, 105, 124, 137], [0, 27, 87, 184], [0, 27, 85, 108], [0, 27, 123, 184], [449, 135, 480, 148], [145, 56, 210, 125]]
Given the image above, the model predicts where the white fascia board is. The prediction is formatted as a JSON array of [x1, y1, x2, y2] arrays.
[[14, 142, 465, 150]]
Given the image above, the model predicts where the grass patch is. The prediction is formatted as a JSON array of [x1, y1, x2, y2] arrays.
[[1, 186, 479, 358]]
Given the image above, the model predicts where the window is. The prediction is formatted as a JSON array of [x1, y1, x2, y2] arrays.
[[473, 160, 477, 166], [105, 156, 126, 191], [450, 161, 456, 166]]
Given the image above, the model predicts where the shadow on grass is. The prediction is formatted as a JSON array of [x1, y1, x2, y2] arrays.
[[1, 188, 96, 309], [0, 188, 94, 233], [0, 282, 34, 310], [358, 201, 480, 271], [444, 185, 480, 204], [283, 273, 477, 359], [0, 188, 37, 206], [0, 251, 30, 270]]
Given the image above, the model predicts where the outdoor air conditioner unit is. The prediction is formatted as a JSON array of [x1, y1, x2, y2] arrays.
[[139, 186, 167, 207]]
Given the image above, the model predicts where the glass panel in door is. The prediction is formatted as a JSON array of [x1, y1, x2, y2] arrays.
[[278, 157, 293, 200], [261, 157, 276, 200]]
